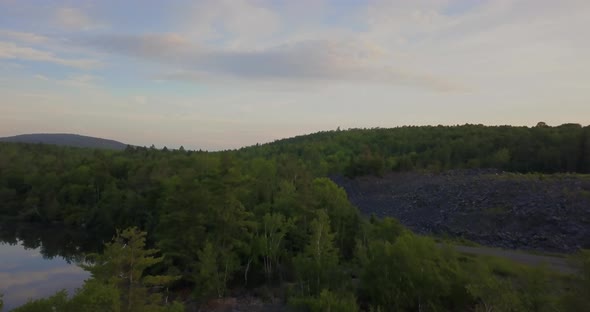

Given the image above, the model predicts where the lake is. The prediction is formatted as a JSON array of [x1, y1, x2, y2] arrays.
[[0, 222, 104, 311], [0, 242, 89, 310]]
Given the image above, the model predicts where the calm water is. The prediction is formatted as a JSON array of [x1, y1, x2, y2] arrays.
[[0, 241, 89, 310], [0, 222, 105, 311]]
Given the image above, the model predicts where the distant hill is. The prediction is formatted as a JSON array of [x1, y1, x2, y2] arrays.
[[0, 133, 129, 150], [238, 124, 590, 175]]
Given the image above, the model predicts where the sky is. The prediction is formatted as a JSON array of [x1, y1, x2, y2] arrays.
[[0, 0, 589, 150]]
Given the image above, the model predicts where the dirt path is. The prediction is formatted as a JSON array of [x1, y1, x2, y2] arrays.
[[451, 245, 576, 274]]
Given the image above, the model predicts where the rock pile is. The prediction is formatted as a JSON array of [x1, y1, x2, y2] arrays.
[[332, 169, 590, 252]]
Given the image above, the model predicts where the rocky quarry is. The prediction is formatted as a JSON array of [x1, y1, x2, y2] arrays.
[[332, 169, 590, 253]]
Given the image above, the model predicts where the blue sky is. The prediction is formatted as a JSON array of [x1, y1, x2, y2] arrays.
[[1, 0, 589, 150]]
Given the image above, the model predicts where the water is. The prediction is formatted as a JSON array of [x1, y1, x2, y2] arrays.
[[0, 222, 104, 311], [0, 242, 89, 310]]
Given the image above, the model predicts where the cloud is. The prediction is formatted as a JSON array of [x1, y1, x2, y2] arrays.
[[55, 7, 103, 30], [83, 33, 463, 91], [132, 95, 147, 105], [0, 30, 49, 44], [33, 73, 101, 88], [356, 0, 590, 90], [180, 0, 280, 47], [34, 74, 49, 81], [59, 74, 100, 88], [0, 41, 99, 69]]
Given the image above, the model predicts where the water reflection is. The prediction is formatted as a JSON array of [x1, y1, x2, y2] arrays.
[[0, 242, 89, 310], [0, 222, 106, 310]]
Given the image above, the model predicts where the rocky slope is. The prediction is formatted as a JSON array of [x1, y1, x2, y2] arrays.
[[332, 170, 590, 253]]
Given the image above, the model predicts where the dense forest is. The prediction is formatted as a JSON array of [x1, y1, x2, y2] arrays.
[[1, 124, 590, 311], [239, 123, 590, 176]]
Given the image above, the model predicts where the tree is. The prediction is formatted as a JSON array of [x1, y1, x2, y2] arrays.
[[355, 217, 407, 270], [11, 273, 182, 312], [201, 196, 255, 298], [68, 281, 121, 312], [361, 234, 461, 311], [83, 227, 180, 312], [490, 148, 511, 168], [156, 175, 208, 284], [256, 213, 292, 282], [11, 290, 69, 312], [311, 178, 359, 259], [536, 121, 549, 128], [367, 217, 406, 244], [196, 241, 240, 299], [293, 211, 341, 296]]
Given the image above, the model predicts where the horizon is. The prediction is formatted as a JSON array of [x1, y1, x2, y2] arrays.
[[2, 121, 588, 152], [2, 0, 589, 150]]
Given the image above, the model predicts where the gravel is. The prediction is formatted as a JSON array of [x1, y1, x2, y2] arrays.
[[332, 169, 590, 253]]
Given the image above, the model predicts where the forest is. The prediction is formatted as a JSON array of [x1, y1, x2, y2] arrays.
[[1, 124, 589, 311]]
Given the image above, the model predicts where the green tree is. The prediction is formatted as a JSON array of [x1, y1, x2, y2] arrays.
[[196, 241, 240, 299], [11, 291, 69, 312], [367, 217, 406, 244], [361, 234, 461, 311], [311, 178, 359, 259], [293, 211, 341, 296], [68, 281, 121, 312], [256, 212, 292, 281], [83, 227, 180, 312], [156, 174, 208, 283]]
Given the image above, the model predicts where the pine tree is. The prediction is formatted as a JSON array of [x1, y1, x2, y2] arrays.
[[83, 227, 180, 312]]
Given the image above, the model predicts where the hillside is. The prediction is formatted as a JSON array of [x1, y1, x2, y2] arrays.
[[333, 170, 590, 252], [0, 133, 129, 150], [239, 123, 590, 176], [1, 125, 590, 311]]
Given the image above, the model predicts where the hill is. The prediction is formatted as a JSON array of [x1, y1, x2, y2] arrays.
[[0, 133, 129, 150], [239, 123, 590, 176], [1, 124, 589, 311]]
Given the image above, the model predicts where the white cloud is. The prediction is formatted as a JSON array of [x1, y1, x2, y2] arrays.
[[34, 74, 49, 80], [0, 41, 100, 69], [84, 34, 463, 91], [132, 95, 147, 105], [55, 7, 103, 30], [356, 0, 590, 93], [180, 0, 280, 47], [59, 74, 100, 88], [34, 73, 101, 89], [0, 30, 49, 44]]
